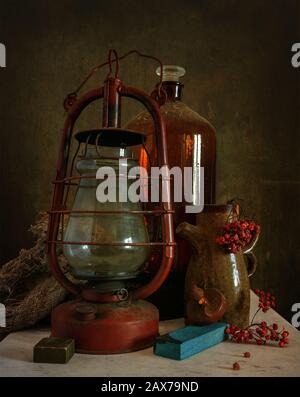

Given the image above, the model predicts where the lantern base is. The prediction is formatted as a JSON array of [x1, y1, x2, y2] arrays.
[[51, 299, 159, 354]]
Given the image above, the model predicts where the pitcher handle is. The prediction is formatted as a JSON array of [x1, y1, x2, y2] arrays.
[[244, 251, 257, 277]]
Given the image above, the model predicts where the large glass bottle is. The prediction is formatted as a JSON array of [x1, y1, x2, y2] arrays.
[[126, 65, 216, 318]]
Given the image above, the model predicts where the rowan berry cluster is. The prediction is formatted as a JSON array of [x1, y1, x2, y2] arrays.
[[216, 219, 260, 253], [225, 322, 289, 347], [254, 288, 276, 312], [225, 290, 289, 348]]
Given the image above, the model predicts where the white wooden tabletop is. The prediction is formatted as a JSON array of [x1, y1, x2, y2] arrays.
[[0, 292, 299, 377]]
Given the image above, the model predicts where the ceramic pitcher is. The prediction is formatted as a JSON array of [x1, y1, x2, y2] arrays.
[[177, 204, 259, 328]]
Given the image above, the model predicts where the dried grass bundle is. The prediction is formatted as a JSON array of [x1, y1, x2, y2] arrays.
[[0, 213, 68, 335]]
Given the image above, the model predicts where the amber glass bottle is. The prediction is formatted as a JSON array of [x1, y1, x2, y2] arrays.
[[126, 65, 216, 319]]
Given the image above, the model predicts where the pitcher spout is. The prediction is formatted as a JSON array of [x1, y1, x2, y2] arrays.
[[176, 222, 203, 250]]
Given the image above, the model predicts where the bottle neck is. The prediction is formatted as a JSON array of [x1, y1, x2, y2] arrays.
[[162, 81, 183, 101]]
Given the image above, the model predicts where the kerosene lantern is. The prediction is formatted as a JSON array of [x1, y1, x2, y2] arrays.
[[47, 50, 175, 354]]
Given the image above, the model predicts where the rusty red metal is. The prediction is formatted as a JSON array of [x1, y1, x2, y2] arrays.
[[48, 209, 174, 215], [102, 77, 122, 128], [51, 299, 159, 354], [47, 50, 175, 353]]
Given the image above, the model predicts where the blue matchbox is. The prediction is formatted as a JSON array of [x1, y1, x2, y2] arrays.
[[154, 322, 228, 360]]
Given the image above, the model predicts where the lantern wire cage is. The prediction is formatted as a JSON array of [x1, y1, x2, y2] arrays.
[[47, 49, 175, 303]]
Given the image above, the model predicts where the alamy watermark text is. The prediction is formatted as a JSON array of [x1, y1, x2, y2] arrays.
[[0, 43, 6, 67]]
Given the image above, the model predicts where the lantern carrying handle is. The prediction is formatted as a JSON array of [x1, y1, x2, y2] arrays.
[[64, 49, 166, 110]]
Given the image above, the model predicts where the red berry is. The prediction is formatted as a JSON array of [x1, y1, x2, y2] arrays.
[[279, 341, 285, 348], [256, 340, 263, 345], [232, 362, 240, 370], [261, 321, 267, 328], [225, 327, 231, 335], [244, 352, 251, 358], [282, 331, 289, 338], [272, 323, 278, 330]]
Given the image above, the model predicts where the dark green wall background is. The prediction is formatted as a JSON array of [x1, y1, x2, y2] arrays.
[[0, 0, 299, 321]]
